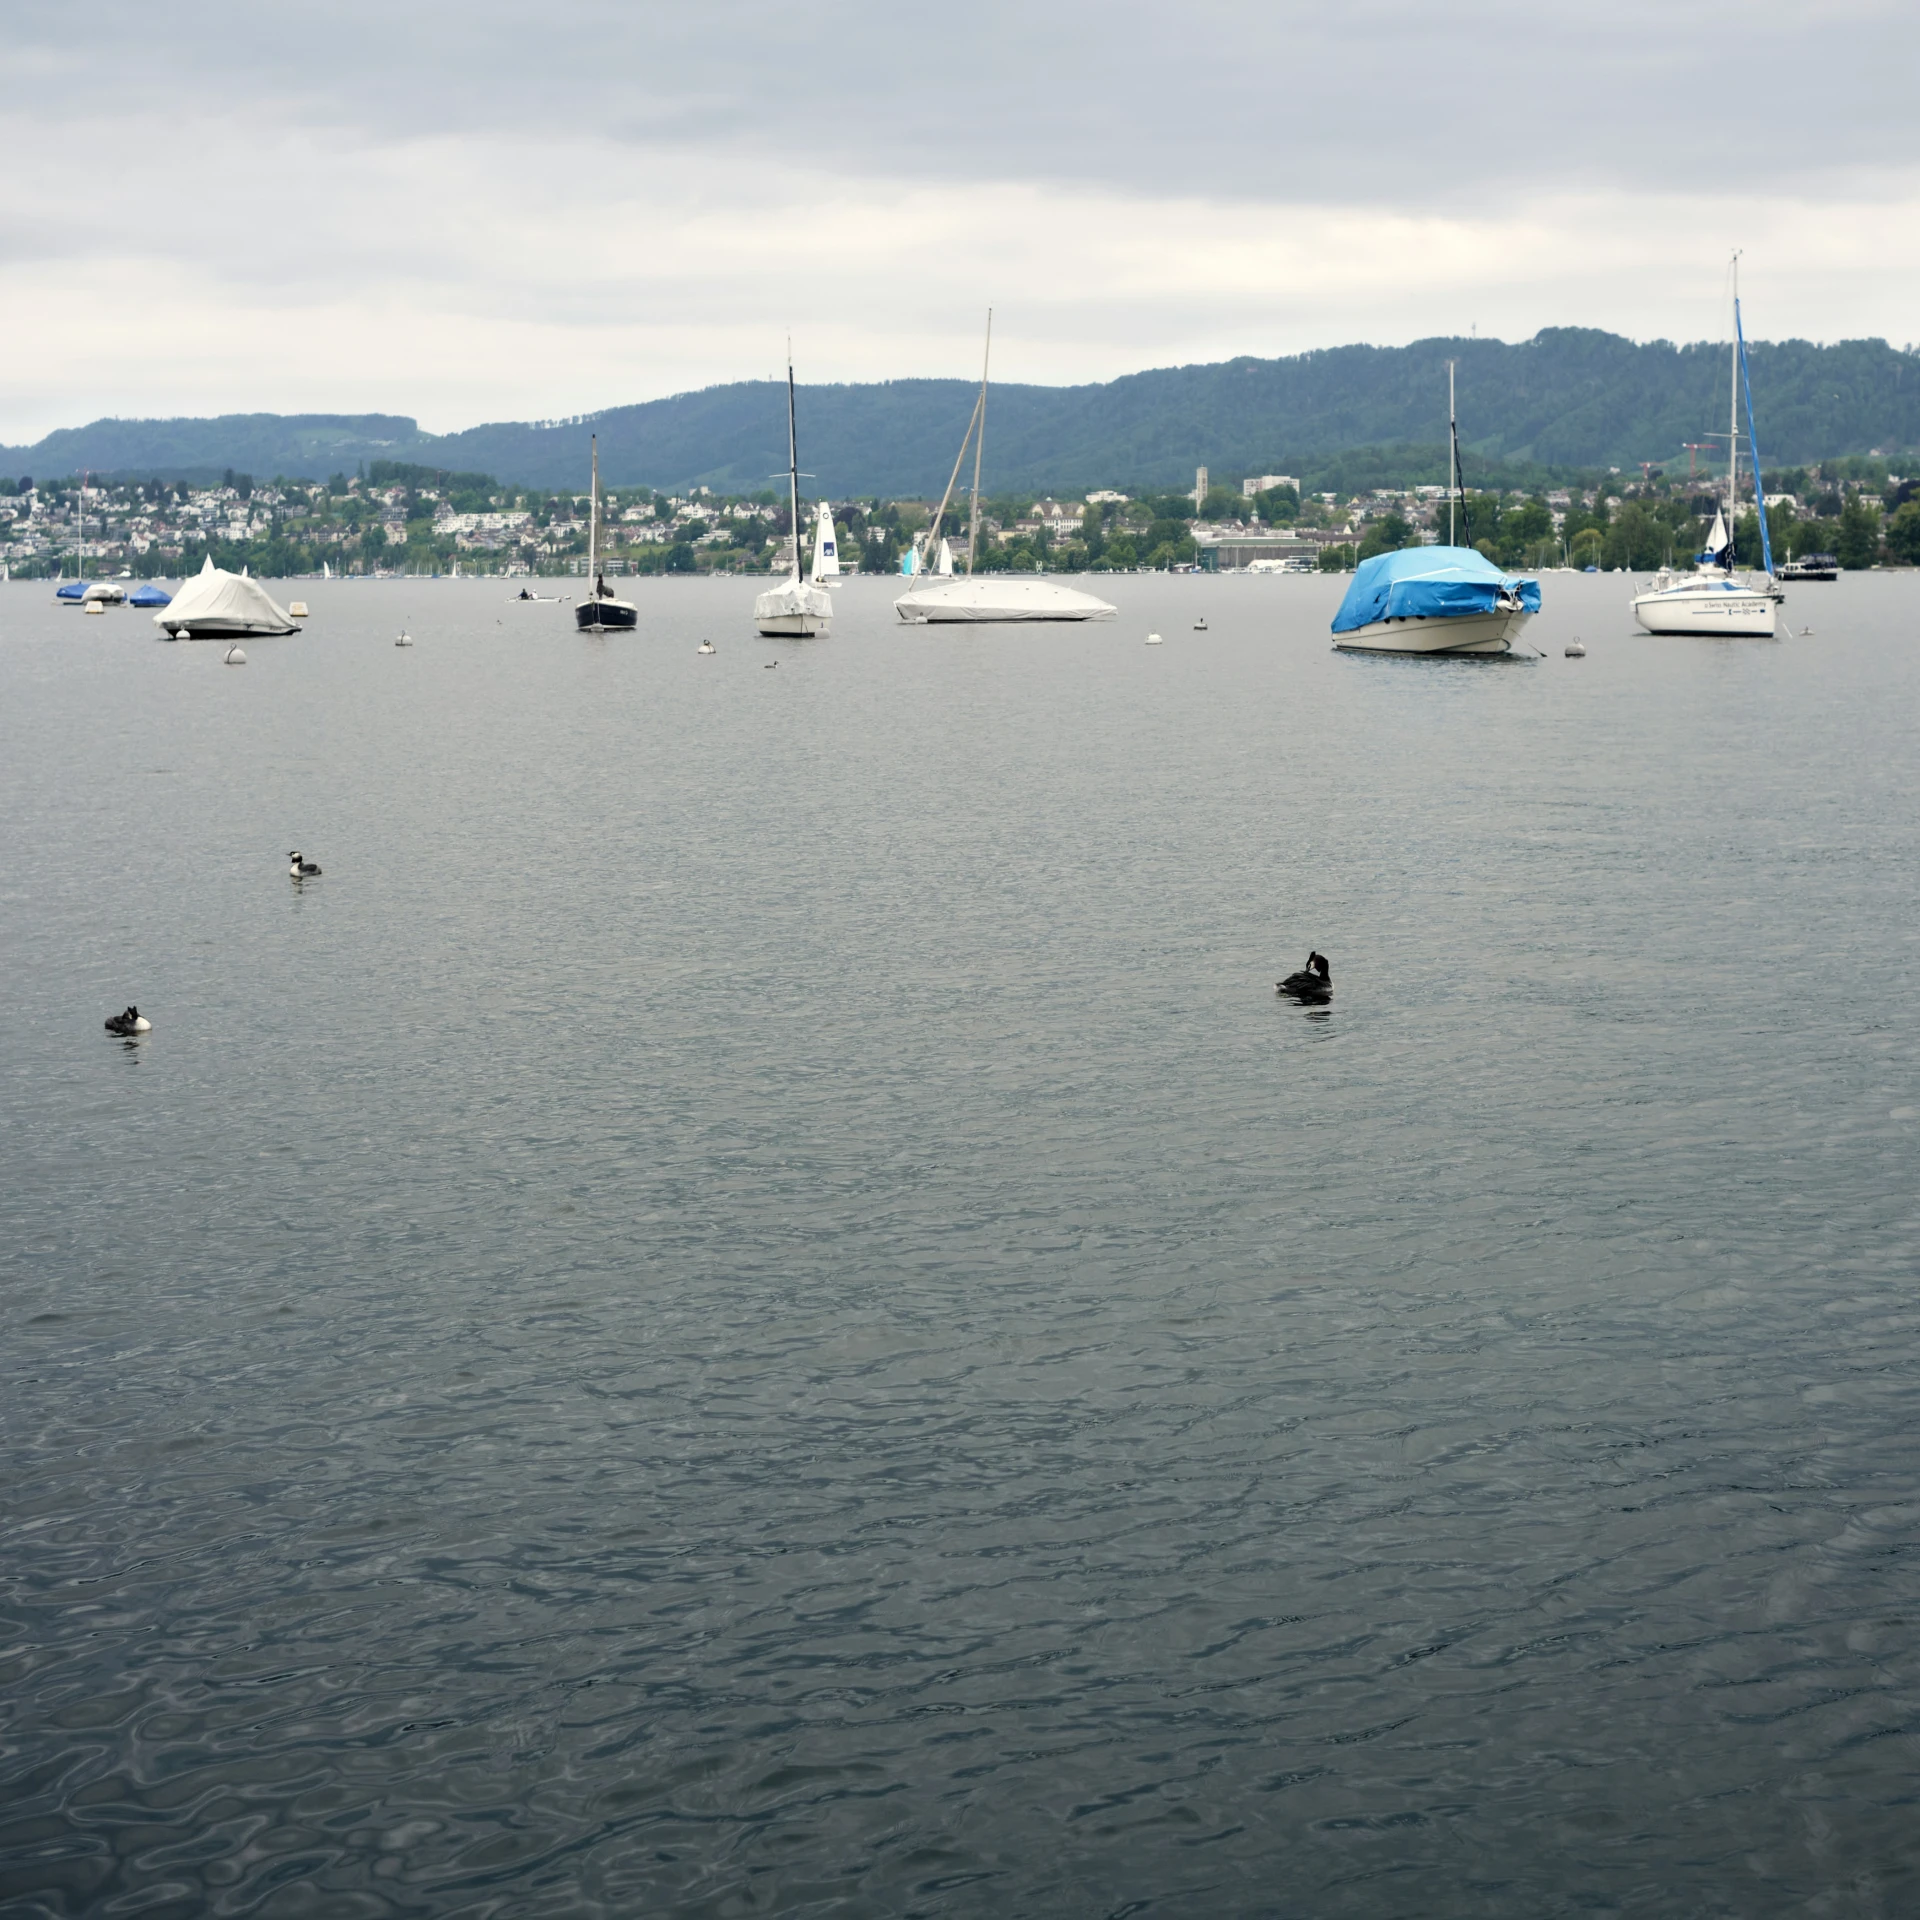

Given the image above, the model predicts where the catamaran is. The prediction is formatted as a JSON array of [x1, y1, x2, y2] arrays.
[[1330, 361, 1539, 654], [575, 434, 637, 632], [1630, 256, 1779, 638], [895, 311, 1116, 625], [753, 349, 832, 637]]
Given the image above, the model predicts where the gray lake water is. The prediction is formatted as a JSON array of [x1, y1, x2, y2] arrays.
[[3, 571, 1918, 1918]]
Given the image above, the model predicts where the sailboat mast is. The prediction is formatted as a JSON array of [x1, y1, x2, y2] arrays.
[[1448, 362, 1456, 548], [966, 309, 991, 576], [588, 435, 599, 587], [1727, 252, 1740, 564], [786, 346, 802, 582]]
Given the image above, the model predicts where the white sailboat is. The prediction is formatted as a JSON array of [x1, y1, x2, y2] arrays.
[[1631, 256, 1778, 638], [753, 349, 832, 637], [895, 311, 1116, 625], [575, 434, 637, 632]]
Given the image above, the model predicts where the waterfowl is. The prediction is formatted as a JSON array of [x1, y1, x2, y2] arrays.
[[763, 659, 779, 668], [289, 851, 321, 878], [104, 1005, 150, 1036], [1278, 952, 1332, 998]]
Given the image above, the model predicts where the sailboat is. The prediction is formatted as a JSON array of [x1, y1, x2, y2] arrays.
[[1330, 360, 1539, 654], [811, 500, 843, 587], [894, 311, 1116, 625], [1630, 255, 1778, 637], [753, 349, 832, 637], [575, 434, 637, 632]]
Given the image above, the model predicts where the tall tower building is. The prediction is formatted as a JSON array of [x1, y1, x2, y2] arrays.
[[1194, 465, 1209, 511]]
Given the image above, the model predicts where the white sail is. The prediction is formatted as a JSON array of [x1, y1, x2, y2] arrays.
[[935, 538, 956, 576], [811, 502, 841, 579], [1703, 507, 1730, 561]]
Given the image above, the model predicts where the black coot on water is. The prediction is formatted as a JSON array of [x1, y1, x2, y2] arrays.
[[1278, 952, 1331, 1000]]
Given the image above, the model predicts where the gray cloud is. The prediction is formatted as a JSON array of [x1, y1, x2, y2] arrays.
[[2, 1, 1916, 439]]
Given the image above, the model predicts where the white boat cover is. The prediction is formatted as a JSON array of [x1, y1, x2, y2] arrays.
[[894, 576, 1117, 623], [753, 577, 833, 628], [153, 557, 299, 636]]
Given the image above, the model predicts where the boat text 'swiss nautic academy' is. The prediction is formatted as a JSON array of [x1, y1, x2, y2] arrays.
[[895, 311, 1115, 626], [1630, 254, 1780, 639]]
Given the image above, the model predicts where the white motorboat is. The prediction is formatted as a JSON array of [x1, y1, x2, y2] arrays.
[[154, 557, 300, 638], [575, 436, 637, 632], [752, 349, 831, 637], [1632, 256, 1779, 639], [893, 310, 1117, 627]]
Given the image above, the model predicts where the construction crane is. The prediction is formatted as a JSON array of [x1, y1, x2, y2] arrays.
[[1682, 443, 1712, 480]]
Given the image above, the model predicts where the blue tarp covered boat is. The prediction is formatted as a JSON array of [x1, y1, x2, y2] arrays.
[[129, 582, 173, 607], [55, 579, 88, 601], [1332, 546, 1540, 632]]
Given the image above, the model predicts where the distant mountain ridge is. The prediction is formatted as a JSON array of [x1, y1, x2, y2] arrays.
[[7, 330, 1916, 496]]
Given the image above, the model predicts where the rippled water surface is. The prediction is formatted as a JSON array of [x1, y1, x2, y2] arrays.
[[3, 572, 1919, 1917]]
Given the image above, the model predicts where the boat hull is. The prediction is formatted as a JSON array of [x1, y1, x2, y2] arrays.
[[158, 617, 297, 638], [1630, 584, 1776, 637], [893, 577, 1117, 623], [1332, 607, 1529, 655], [575, 598, 638, 632]]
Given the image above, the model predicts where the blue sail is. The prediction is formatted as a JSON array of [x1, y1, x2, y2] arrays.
[[1735, 300, 1774, 579]]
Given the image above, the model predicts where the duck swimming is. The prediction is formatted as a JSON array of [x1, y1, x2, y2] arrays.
[[1278, 952, 1331, 998], [104, 1005, 150, 1036], [289, 851, 321, 878]]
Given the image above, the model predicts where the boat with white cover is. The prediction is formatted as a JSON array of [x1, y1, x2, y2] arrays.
[[154, 557, 300, 638], [575, 435, 637, 632], [895, 310, 1116, 626], [1631, 256, 1778, 638], [753, 349, 832, 637]]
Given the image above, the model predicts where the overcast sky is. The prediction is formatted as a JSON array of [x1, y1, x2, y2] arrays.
[[5, 0, 1917, 441]]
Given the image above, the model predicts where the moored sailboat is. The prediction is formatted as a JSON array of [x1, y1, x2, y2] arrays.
[[1631, 255, 1778, 638], [753, 349, 832, 637], [575, 435, 637, 632], [1331, 360, 1539, 654], [895, 311, 1115, 625]]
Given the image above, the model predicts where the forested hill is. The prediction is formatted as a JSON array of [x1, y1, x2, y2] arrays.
[[7, 330, 1916, 496]]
